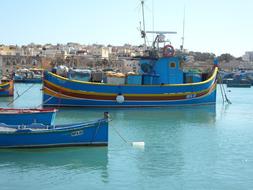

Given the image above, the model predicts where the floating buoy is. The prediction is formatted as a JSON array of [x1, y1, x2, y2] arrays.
[[116, 95, 124, 103], [131, 141, 145, 148]]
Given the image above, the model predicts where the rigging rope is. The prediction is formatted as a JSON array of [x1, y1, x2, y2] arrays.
[[35, 95, 54, 108], [218, 74, 225, 103], [111, 124, 128, 144], [218, 72, 232, 104], [7, 83, 36, 106]]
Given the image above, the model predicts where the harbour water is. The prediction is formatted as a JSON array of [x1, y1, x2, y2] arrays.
[[0, 84, 253, 189]]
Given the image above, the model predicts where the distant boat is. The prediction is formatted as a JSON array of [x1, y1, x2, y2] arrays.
[[226, 78, 251, 88], [0, 112, 109, 148], [0, 80, 14, 97], [0, 108, 57, 125], [14, 68, 43, 83], [223, 71, 252, 88]]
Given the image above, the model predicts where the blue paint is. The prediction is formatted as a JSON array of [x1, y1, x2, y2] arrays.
[[44, 71, 214, 94], [126, 75, 142, 85], [214, 57, 219, 66], [142, 74, 160, 85], [154, 57, 183, 84], [0, 109, 56, 125], [43, 89, 216, 107], [43, 68, 217, 107], [185, 73, 202, 83]]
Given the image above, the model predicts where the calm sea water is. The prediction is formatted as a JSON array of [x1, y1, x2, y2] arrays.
[[0, 83, 253, 190]]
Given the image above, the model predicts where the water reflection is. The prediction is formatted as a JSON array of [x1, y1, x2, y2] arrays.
[[218, 103, 231, 119], [0, 147, 108, 172], [137, 106, 217, 178], [0, 97, 13, 108], [55, 104, 216, 124], [0, 83, 43, 108], [0, 83, 218, 183], [110, 105, 216, 126], [105, 105, 217, 178]]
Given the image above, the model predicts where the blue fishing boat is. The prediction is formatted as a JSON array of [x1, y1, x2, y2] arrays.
[[42, 34, 218, 107], [0, 80, 14, 96], [0, 108, 57, 125], [14, 68, 43, 83], [226, 78, 251, 88], [0, 112, 109, 148]]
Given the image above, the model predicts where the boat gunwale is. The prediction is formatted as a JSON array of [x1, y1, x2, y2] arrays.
[[43, 76, 216, 98], [0, 81, 11, 88], [45, 67, 218, 87], [0, 141, 108, 148], [0, 119, 108, 134], [0, 108, 58, 114]]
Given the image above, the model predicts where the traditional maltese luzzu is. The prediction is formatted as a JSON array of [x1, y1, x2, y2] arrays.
[[42, 32, 218, 108]]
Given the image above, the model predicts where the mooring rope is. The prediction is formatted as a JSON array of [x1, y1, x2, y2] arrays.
[[218, 74, 225, 103], [90, 119, 102, 144], [222, 82, 232, 104], [7, 83, 36, 106], [218, 72, 232, 104], [111, 124, 128, 144], [35, 95, 54, 108]]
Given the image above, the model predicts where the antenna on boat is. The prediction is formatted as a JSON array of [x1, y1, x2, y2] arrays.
[[146, 31, 177, 49], [146, 31, 177, 34], [140, 0, 147, 49], [152, 0, 155, 41], [180, 6, 186, 51]]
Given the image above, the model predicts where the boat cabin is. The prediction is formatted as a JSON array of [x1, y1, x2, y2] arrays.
[[52, 32, 215, 86], [139, 56, 184, 85]]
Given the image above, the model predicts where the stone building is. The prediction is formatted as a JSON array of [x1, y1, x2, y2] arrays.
[[0, 55, 42, 78], [243, 51, 253, 62]]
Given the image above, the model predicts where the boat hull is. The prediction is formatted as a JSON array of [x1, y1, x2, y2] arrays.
[[0, 119, 108, 148], [43, 88, 216, 107], [0, 108, 57, 125], [42, 68, 218, 107], [0, 80, 14, 97]]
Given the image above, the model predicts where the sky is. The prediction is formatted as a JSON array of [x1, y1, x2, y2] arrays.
[[0, 0, 252, 57]]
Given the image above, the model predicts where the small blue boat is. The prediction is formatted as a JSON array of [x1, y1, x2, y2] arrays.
[[0, 108, 57, 125], [0, 113, 109, 148]]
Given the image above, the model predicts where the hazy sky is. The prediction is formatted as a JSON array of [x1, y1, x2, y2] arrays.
[[0, 0, 252, 57]]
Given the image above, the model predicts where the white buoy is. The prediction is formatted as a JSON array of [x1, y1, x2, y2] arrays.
[[116, 95, 125, 103], [131, 141, 145, 148], [111, 124, 144, 149]]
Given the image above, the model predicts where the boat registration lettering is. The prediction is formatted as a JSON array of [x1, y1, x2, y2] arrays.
[[186, 94, 196, 99], [71, 130, 84, 136]]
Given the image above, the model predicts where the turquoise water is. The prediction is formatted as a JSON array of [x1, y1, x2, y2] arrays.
[[0, 84, 253, 190]]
